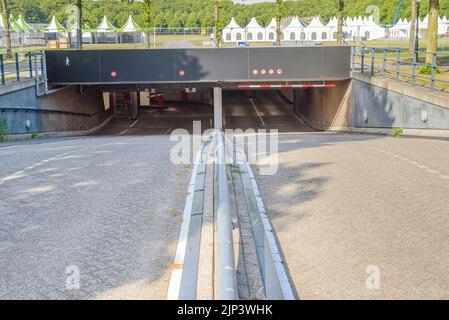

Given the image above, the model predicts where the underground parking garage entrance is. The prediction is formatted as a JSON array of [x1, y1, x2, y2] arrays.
[[94, 82, 343, 136]]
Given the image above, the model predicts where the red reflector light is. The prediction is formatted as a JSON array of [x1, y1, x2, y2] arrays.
[[111, 71, 117, 78]]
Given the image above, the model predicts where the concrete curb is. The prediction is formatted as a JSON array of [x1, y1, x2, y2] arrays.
[[225, 135, 295, 300], [329, 126, 449, 139], [167, 137, 212, 300], [241, 160, 296, 300]]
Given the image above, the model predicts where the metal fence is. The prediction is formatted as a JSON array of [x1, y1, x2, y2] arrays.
[[0, 51, 44, 86], [351, 46, 449, 92], [1, 28, 216, 50]]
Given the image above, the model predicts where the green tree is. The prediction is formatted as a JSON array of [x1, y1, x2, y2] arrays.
[[142, 0, 152, 47], [409, 0, 417, 52], [1, 0, 12, 58], [186, 12, 198, 28], [336, 0, 345, 44], [275, 0, 285, 47], [426, 0, 439, 65], [213, 0, 220, 47]]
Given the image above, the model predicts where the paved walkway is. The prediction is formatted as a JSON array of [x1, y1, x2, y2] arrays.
[[0, 107, 204, 299], [255, 133, 449, 299]]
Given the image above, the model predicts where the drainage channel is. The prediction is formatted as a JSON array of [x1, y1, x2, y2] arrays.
[[167, 131, 295, 300]]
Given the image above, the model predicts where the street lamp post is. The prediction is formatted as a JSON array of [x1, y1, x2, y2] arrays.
[[414, 0, 422, 62]]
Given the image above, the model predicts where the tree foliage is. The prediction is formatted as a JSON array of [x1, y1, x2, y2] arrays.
[[4, 0, 449, 28]]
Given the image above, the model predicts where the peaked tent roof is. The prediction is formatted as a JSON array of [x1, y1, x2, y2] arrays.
[[224, 17, 241, 29], [307, 16, 325, 28], [246, 17, 263, 29], [0, 15, 21, 32], [46, 16, 67, 32], [96, 16, 118, 32], [17, 15, 34, 32], [83, 23, 95, 32], [326, 17, 338, 27], [10, 15, 24, 31], [118, 15, 142, 32], [266, 18, 276, 29], [285, 16, 304, 29]]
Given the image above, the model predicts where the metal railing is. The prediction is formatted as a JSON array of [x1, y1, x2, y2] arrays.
[[215, 130, 237, 300], [351, 46, 449, 92], [0, 51, 44, 86]]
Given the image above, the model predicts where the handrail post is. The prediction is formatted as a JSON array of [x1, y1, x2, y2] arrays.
[[382, 48, 387, 79], [40, 51, 44, 77], [42, 51, 48, 93], [351, 46, 355, 71], [371, 48, 375, 76], [15, 52, 20, 82], [430, 53, 436, 91], [361, 48, 365, 74], [28, 52, 33, 78], [395, 49, 400, 81], [34, 53, 41, 96], [412, 49, 417, 85], [0, 55, 5, 85]]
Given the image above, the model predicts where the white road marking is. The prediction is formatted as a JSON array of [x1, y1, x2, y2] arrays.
[[0, 137, 89, 151], [117, 119, 139, 136], [164, 119, 176, 135], [249, 98, 266, 127], [167, 143, 205, 300], [0, 141, 117, 184], [368, 146, 448, 182], [0, 147, 88, 185]]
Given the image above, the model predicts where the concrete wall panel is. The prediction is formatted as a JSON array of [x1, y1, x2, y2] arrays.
[[0, 86, 109, 135]]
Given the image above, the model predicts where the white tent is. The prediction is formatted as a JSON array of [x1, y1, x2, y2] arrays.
[[96, 16, 117, 33], [265, 18, 277, 42], [17, 15, 34, 32], [222, 13, 449, 44], [325, 17, 339, 40], [389, 18, 410, 39], [46, 16, 67, 33], [363, 16, 386, 40], [438, 16, 449, 35], [283, 16, 304, 41], [222, 17, 244, 42], [245, 17, 265, 41], [119, 15, 142, 33], [0, 15, 22, 32], [304, 16, 326, 41]]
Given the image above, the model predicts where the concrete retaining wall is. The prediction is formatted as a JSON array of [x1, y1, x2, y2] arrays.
[[291, 75, 449, 136], [0, 86, 111, 135]]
